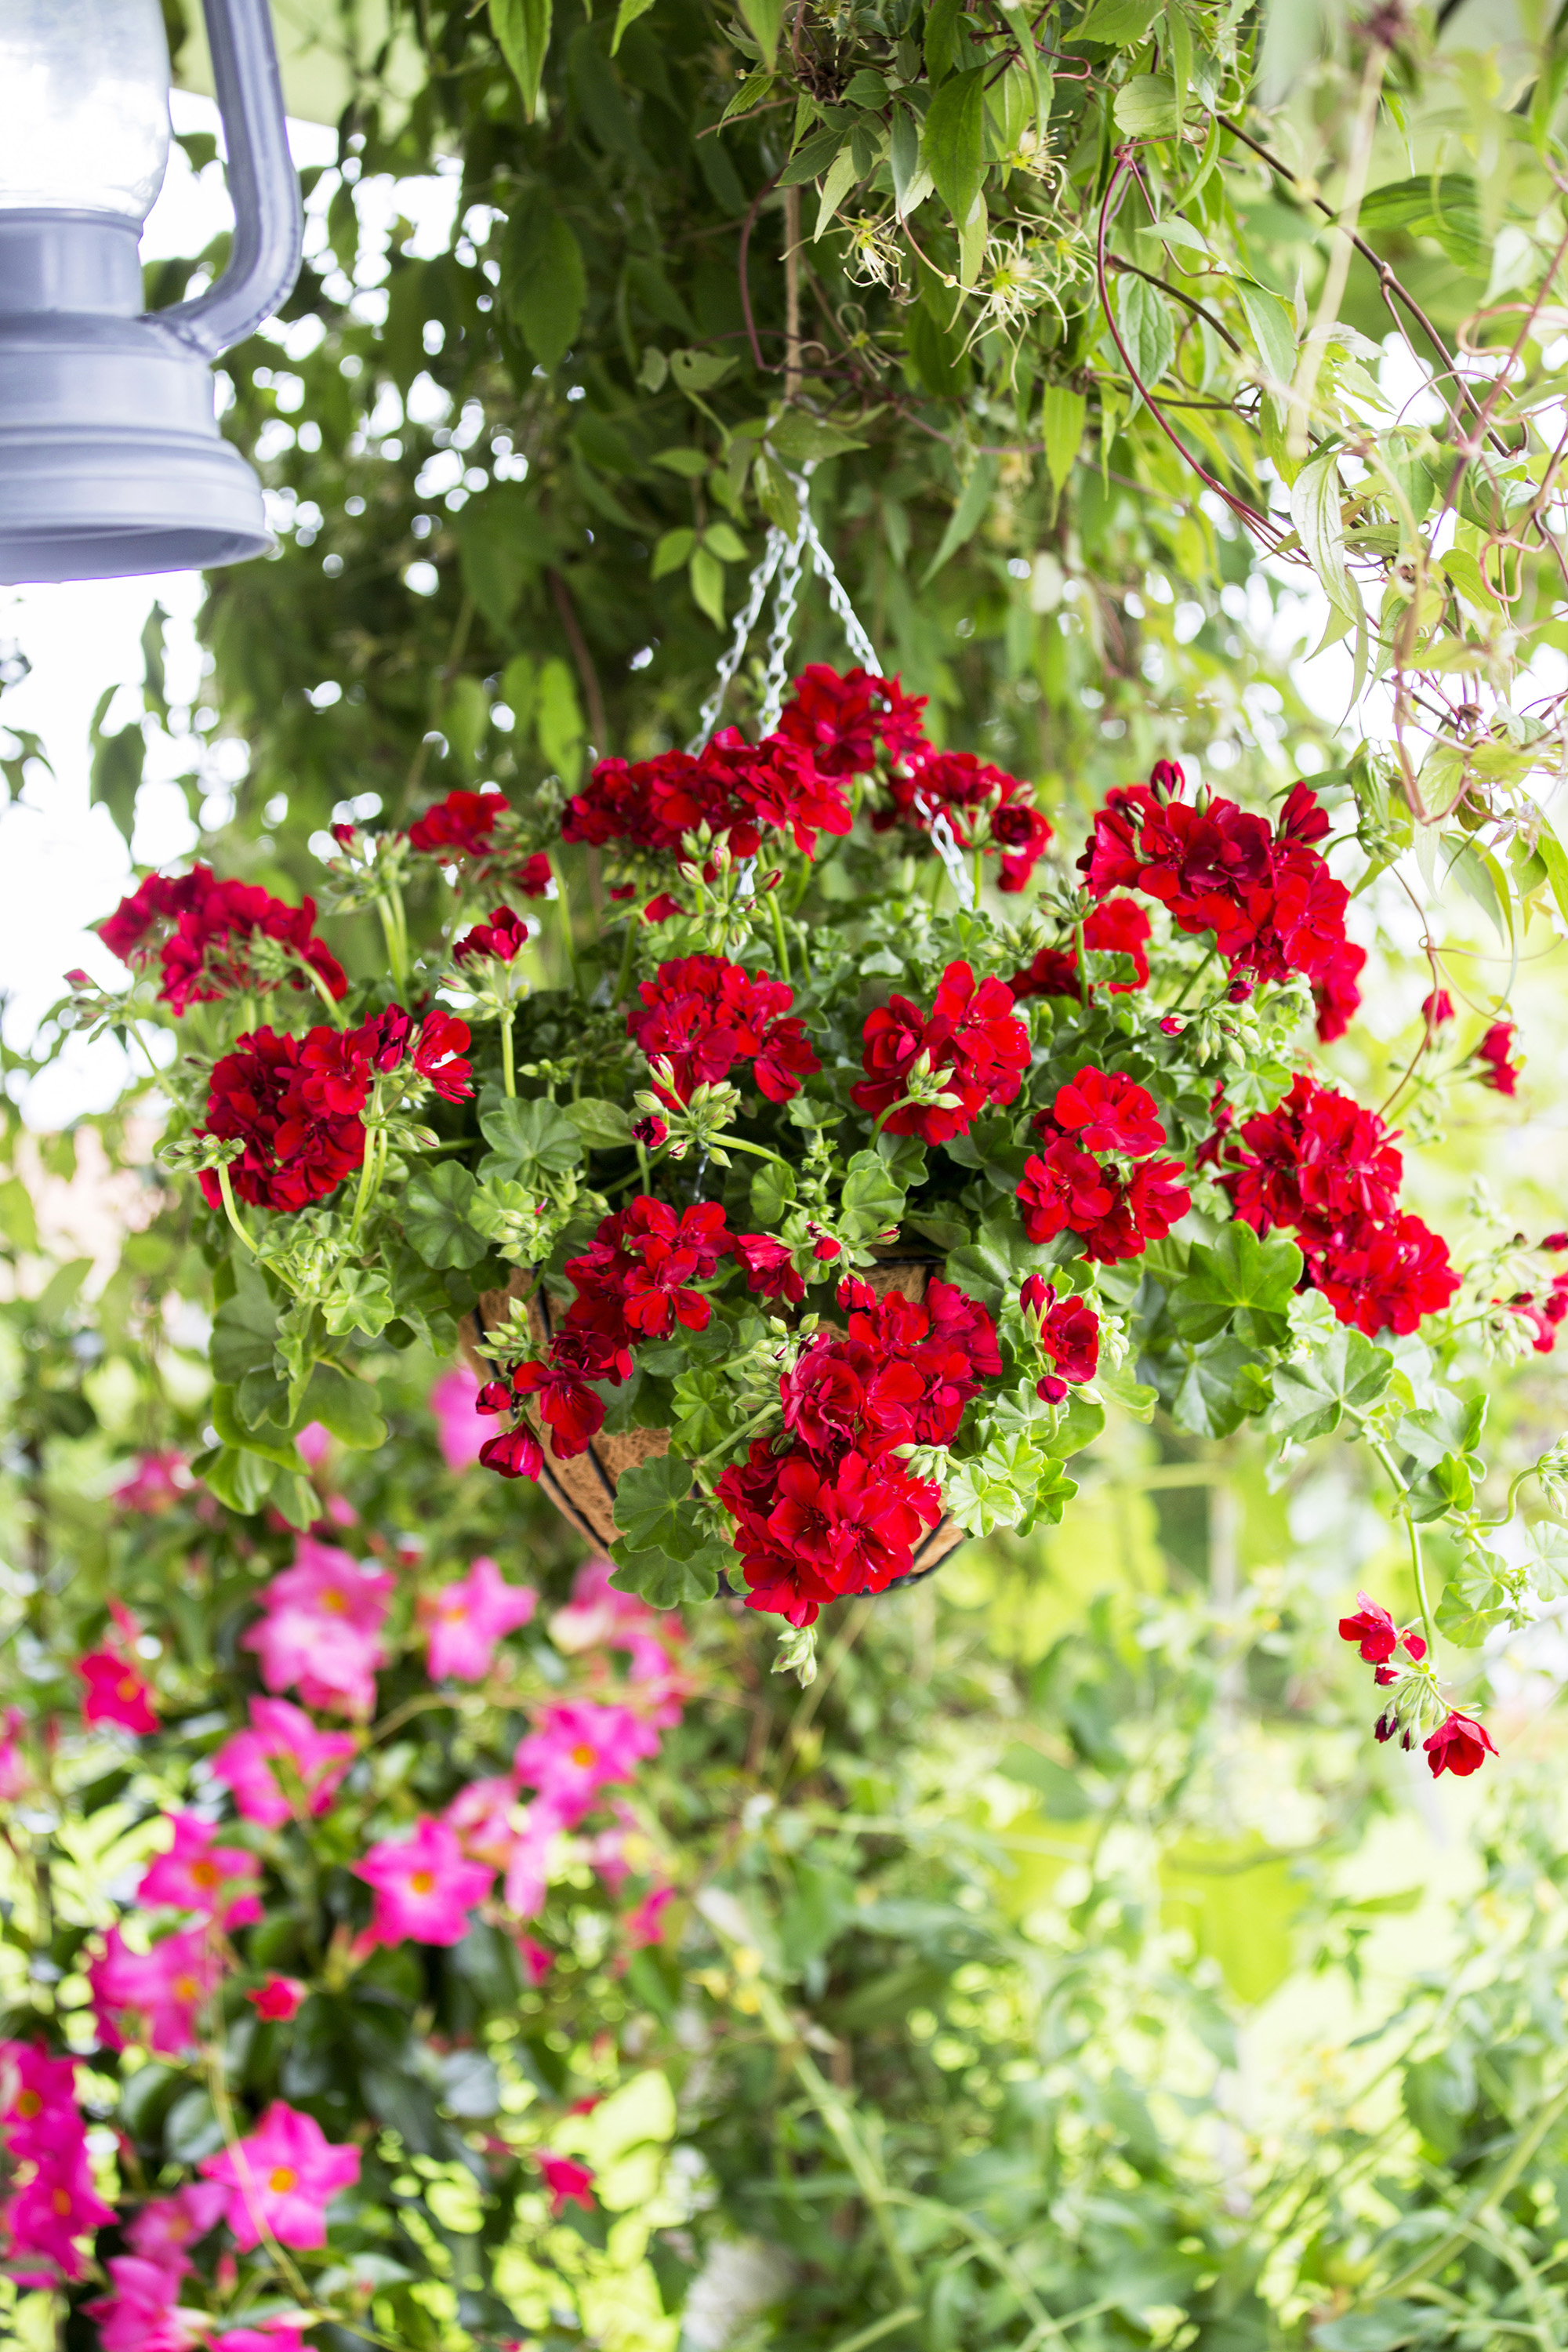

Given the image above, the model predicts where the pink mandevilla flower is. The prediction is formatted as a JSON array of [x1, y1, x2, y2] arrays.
[[241, 1534, 393, 1718], [429, 1363, 488, 1470], [89, 1925, 221, 2057], [198, 2100, 362, 2250], [513, 1700, 659, 1828], [355, 1815, 495, 1947], [210, 1696, 357, 1830], [125, 2182, 229, 2265], [537, 2153, 596, 2216], [136, 1813, 263, 1927], [419, 1555, 538, 1681]]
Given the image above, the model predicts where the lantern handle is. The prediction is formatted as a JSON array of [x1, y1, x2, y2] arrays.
[[153, 0, 303, 361]]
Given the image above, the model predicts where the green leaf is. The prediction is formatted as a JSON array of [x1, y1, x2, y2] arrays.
[[1074, 0, 1159, 42], [478, 1094, 584, 1181], [921, 65, 986, 230], [505, 205, 585, 374], [768, 411, 866, 463], [1312, 2303, 1443, 2351], [1288, 447, 1359, 620], [1269, 1326, 1394, 1443], [563, 1097, 634, 1150], [750, 1160, 797, 1225], [453, 485, 552, 641], [404, 1161, 490, 1270], [920, 453, 999, 586], [1168, 1223, 1304, 1345], [610, 0, 655, 52], [1112, 73, 1178, 136], [652, 528, 696, 579], [1435, 1548, 1510, 1647], [210, 1263, 279, 1386], [670, 348, 736, 394], [490, 0, 553, 118], [1041, 382, 1085, 493], [1236, 278, 1298, 389], [736, 0, 784, 67], [198, 1443, 277, 1517], [89, 715, 145, 848], [839, 1148, 906, 1242], [301, 1363, 388, 1452], [1170, 1338, 1265, 1439], [608, 1457, 728, 1607], [690, 546, 726, 626], [321, 1268, 396, 1340], [1114, 272, 1175, 393], [0, 1174, 39, 1253], [997, 1744, 1094, 1818]]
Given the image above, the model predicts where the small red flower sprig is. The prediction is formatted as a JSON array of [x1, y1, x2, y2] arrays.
[[1018, 1067, 1192, 1265], [1338, 1594, 1497, 1778]]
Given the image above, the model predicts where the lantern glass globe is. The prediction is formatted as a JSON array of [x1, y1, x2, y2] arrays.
[[0, 0, 171, 223]]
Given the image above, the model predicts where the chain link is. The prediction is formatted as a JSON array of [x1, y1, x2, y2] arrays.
[[915, 789, 975, 910], [687, 530, 785, 754], [757, 521, 808, 735], [799, 510, 880, 675]]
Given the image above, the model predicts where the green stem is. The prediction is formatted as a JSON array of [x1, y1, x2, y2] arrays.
[[1371, 1439, 1439, 1658], [555, 867, 583, 1000], [1377, 2079, 1568, 2302], [376, 895, 408, 997], [348, 1126, 387, 1243], [294, 952, 350, 1029], [216, 1162, 256, 1255], [767, 885, 793, 985], [1073, 915, 1088, 1008], [1166, 945, 1217, 1016], [614, 912, 637, 1009], [500, 1014, 516, 1098], [720, 1134, 797, 1175], [971, 845, 985, 909], [690, 1399, 781, 1471]]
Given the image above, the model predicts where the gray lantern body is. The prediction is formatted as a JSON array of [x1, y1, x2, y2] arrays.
[[0, 0, 303, 583]]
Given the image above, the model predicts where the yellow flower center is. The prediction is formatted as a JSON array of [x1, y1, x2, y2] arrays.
[[410, 1871, 436, 1894], [191, 1860, 220, 1887], [15, 2090, 41, 2118], [268, 2165, 297, 2194], [52, 2187, 72, 2216], [570, 1744, 596, 1768], [118, 1675, 141, 1700], [319, 1590, 347, 1613]]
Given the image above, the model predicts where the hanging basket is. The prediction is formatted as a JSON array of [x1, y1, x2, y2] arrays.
[[458, 1249, 969, 1597]]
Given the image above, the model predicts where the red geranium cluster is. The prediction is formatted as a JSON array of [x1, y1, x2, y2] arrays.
[[851, 960, 1029, 1144], [1020, 1275, 1100, 1402], [1221, 1075, 1458, 1336], [1011, 898, 1152, 1000], [100, 864, 347, 1015], [1080, 767, 1362, 1038], [1018, 1067, 1192, 1264], [1475, 1018, 1521, 1095], [717, 1276, 999, 1624], [775, 664, 929, 778], [481, 1197, 742, 1475], [453, 906, 531, 964], [196, 1006, 472, 1214], [405, 789, 553, 895], [1338, 1594, 1495, 1778], [879, 749, 1054, 893], [563, 729, 850, 863], [628, 955, 819, 1105]]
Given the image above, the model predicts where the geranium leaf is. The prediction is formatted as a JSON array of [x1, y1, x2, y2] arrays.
[[404, 1162, 490, 1270]]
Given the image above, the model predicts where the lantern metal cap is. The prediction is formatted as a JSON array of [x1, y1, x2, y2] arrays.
[[0, 0, 302, 585]]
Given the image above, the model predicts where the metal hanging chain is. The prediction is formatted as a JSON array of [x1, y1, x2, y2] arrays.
[[757, 517, 808, 735], [687, 528, 786, 755], [798, 509, 880, 677], [914, 788, 975, 911]]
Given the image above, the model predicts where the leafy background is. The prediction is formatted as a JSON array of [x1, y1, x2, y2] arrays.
[[3, 0, 1568, 2346]]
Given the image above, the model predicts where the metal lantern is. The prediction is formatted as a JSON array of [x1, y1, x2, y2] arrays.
[[0, 0, 303, 583]]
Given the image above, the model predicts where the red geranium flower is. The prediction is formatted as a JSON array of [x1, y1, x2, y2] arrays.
[[1022, 1276, 1100, 1389], [407, 788, 510, 856], [454, 907, 531, 964], [100, 865, 347, 1014], [478, 1425, 545, 1481], [851, 960, 1028, 1145], [413, 1008, 474, 1102], [511, 1359, 607, 1459], [1423, 1710, 1497, 1778], [1475, 1019, 1521, 1095], [1041, 1066, 1168, 1158], [628, 955, 819, 1105], [735, 1233, 806, 1304], [563, 732, 849, 863], [1308, 1211, 1460, 1338], [775, 664, 930, 778], [514, 852, 554, 897], [1422, 988, 1455, 1028], [880, 750, 1053, 892], [1313, 937, 1367, 1043], [1017, 1138, 1190, 1264], [1225, 1075, 1403, 1247], [196, 1027, 366, 1214], [1338, 1592, 1398, 1664]]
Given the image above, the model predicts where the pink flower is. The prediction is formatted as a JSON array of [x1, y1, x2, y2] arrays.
[[513, 1701, 659, 1828], [445, 1777, 523, 1870], [419, 1556, 538, 1681], [537, 2153, 596, 2216], [210, 1697, 356, 1830], [136, 1813, 263, 1927], [549, 1557, 659, 1654], [112, 1451, 193, 1513], [241, 1536, 392, 1718], [355, 1816, 495, 1947], [89, 1926, 220, 2057], [294, 1421, 332, 1468], [0, 2042, 116, 2285], [85, 2253, 201, 2352], [199, 2100, 361, 2251], [501, 1802, 562, 1918], [0, 1707, 28, 1802], [212, 2330, 311, 2352], [245, 1976, 307, 2023], [125, 2182, 228, 2265], [624, 1886, 677, 1949], [430, 1365, 488, 1472], [77, 1648, 159, 1733], [517, 1935, 554, 1985]]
